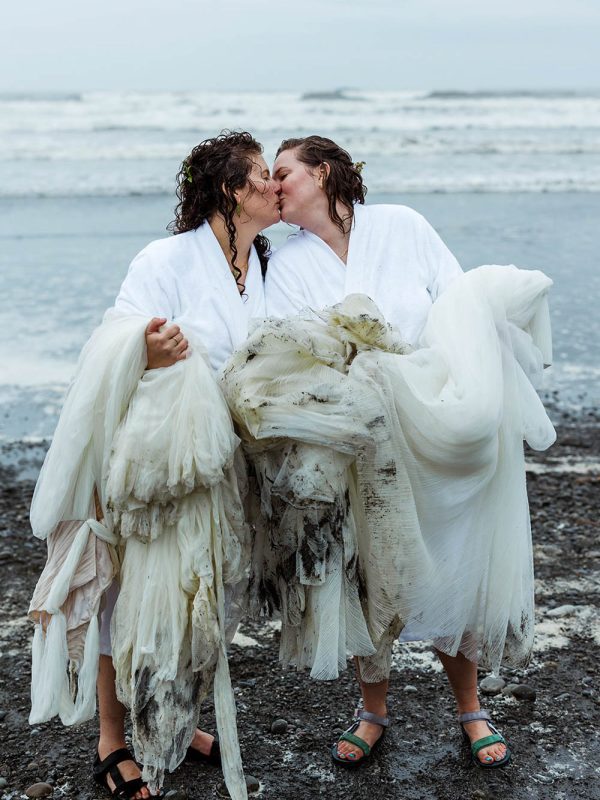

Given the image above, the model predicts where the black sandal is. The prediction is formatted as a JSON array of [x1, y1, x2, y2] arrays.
[[93, 747, 165, 798], [184, 736, 221, 768]]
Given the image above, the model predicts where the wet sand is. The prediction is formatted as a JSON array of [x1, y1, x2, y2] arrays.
[[0, 421, 599, 800]]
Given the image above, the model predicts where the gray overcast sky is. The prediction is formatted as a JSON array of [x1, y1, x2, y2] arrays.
[[2, 0, 599, 92]]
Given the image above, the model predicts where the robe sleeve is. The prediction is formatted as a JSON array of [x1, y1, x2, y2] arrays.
[[265, 252, 310, 319], [114, 245, 175, 318], [417, 215, 463, 301]]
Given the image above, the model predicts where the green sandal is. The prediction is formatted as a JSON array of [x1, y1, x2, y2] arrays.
[[331, 709, 389, 768], [459, 709, 511, 768]]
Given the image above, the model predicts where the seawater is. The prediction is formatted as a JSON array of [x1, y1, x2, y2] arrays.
[[2, 89, 600, 195], [1, 90, 599, 463]]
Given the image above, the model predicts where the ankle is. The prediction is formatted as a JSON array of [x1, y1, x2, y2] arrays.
[[98, 736, 128, 759]]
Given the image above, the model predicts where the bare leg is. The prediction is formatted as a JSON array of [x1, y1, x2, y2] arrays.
[[97, 654, 151, 799], [435, 649, 507, 764], [336, 657, 388, 761], [188, 728, 215, 756]]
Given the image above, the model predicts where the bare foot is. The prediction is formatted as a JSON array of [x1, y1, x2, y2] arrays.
[[97, 740, 153, 799], [336, 717, 385, 762], [460, 718, 507, 764], [188, 728, 216, 757]]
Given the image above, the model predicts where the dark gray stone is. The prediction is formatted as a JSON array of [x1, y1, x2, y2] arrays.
[[270, 718, 288, 734], [25, 783, 54, 798], [511, 684, 537, 701], [480, 675, 506, 695]]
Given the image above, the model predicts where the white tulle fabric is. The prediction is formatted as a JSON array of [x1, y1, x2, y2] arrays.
[[29, 311, 250, 799], [222, 265, 555, 682]]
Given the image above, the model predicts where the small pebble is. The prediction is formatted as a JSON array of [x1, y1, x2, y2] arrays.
[[403, 684, 418, 693], [25, 783, 53, 798], [502, 682, 520, 695], [480, 676, 505, 695], [216, 775, 260, 798], [0, 777, 8, 789], [270, 718, 288, 734], [27, 762, 40, 772], [511, 684, 537, 701]]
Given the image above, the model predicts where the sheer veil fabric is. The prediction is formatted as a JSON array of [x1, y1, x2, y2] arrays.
[[29, 311, 250, 799], [222, 265, 555, 682]]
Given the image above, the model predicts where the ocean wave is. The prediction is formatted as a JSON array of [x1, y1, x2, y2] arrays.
[[3, 135, 600, 161], [425, 89, 597, 100], [3, 180, 600, 199], [0, 92, 83, 102]]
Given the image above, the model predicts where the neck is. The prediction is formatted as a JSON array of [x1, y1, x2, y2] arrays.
[[302, 201, 353, 252], [209, 214, 260, 270]]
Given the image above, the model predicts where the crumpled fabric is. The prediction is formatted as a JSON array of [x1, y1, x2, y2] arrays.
[[29, 310, 250, 799], [221, 265, 555, 682]]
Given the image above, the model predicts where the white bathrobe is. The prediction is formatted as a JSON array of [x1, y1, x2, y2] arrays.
[[116, 222, 266, 371], [266, 203, 462, 344]]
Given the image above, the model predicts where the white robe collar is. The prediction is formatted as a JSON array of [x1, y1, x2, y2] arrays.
[[195, 222, 265, 349]]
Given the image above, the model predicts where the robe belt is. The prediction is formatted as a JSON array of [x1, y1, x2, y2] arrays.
[[44, 518, 117, 616]]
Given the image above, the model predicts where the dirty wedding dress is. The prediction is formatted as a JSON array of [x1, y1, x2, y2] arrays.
[[222, 264, 556, 683], [28, 311, 251, 799]]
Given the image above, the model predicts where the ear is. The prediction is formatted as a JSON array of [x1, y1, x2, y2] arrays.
[[317, 162, 331, 188]]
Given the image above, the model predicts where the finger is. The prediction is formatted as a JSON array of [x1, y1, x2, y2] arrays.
[[161, 324, 181, 340], [145, 317, 167, 335], [175, 347, 191, 361], [173, 338, 188, 355]]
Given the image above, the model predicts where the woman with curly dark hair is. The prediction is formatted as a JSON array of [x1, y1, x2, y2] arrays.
[[93, 130, 280, 798], [261, 136, 520, 771]]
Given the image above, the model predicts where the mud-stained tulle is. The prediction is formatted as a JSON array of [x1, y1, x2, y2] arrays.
[[222, 265, 555, 682], [29, 311, 250, 800]]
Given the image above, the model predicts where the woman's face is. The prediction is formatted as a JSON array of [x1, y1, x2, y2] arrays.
[[273, 149, 326, 227], [237, 155, 281, 229]]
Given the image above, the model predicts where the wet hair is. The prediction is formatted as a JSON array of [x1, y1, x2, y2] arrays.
[[276, 135, 367, 233], [169, 130, 271, 292]]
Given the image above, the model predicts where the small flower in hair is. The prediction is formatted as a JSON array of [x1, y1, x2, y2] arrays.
[[184, 162, 193, 184], [354, 161, 366, 174]]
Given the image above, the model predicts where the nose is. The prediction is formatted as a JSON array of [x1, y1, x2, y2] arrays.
[[271, 177, 282, 194]]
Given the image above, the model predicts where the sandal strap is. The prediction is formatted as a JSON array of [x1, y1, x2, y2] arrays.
[[355, 709, 390, 728], [339, 731, 371, 757], [458, 709, 491, 724], [94, 748, 135, 781], [471, 733, 505, 757]]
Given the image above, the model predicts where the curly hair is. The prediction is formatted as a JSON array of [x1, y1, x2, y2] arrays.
[[169, 131, 271, 292], [276, 135, 367, 233]]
